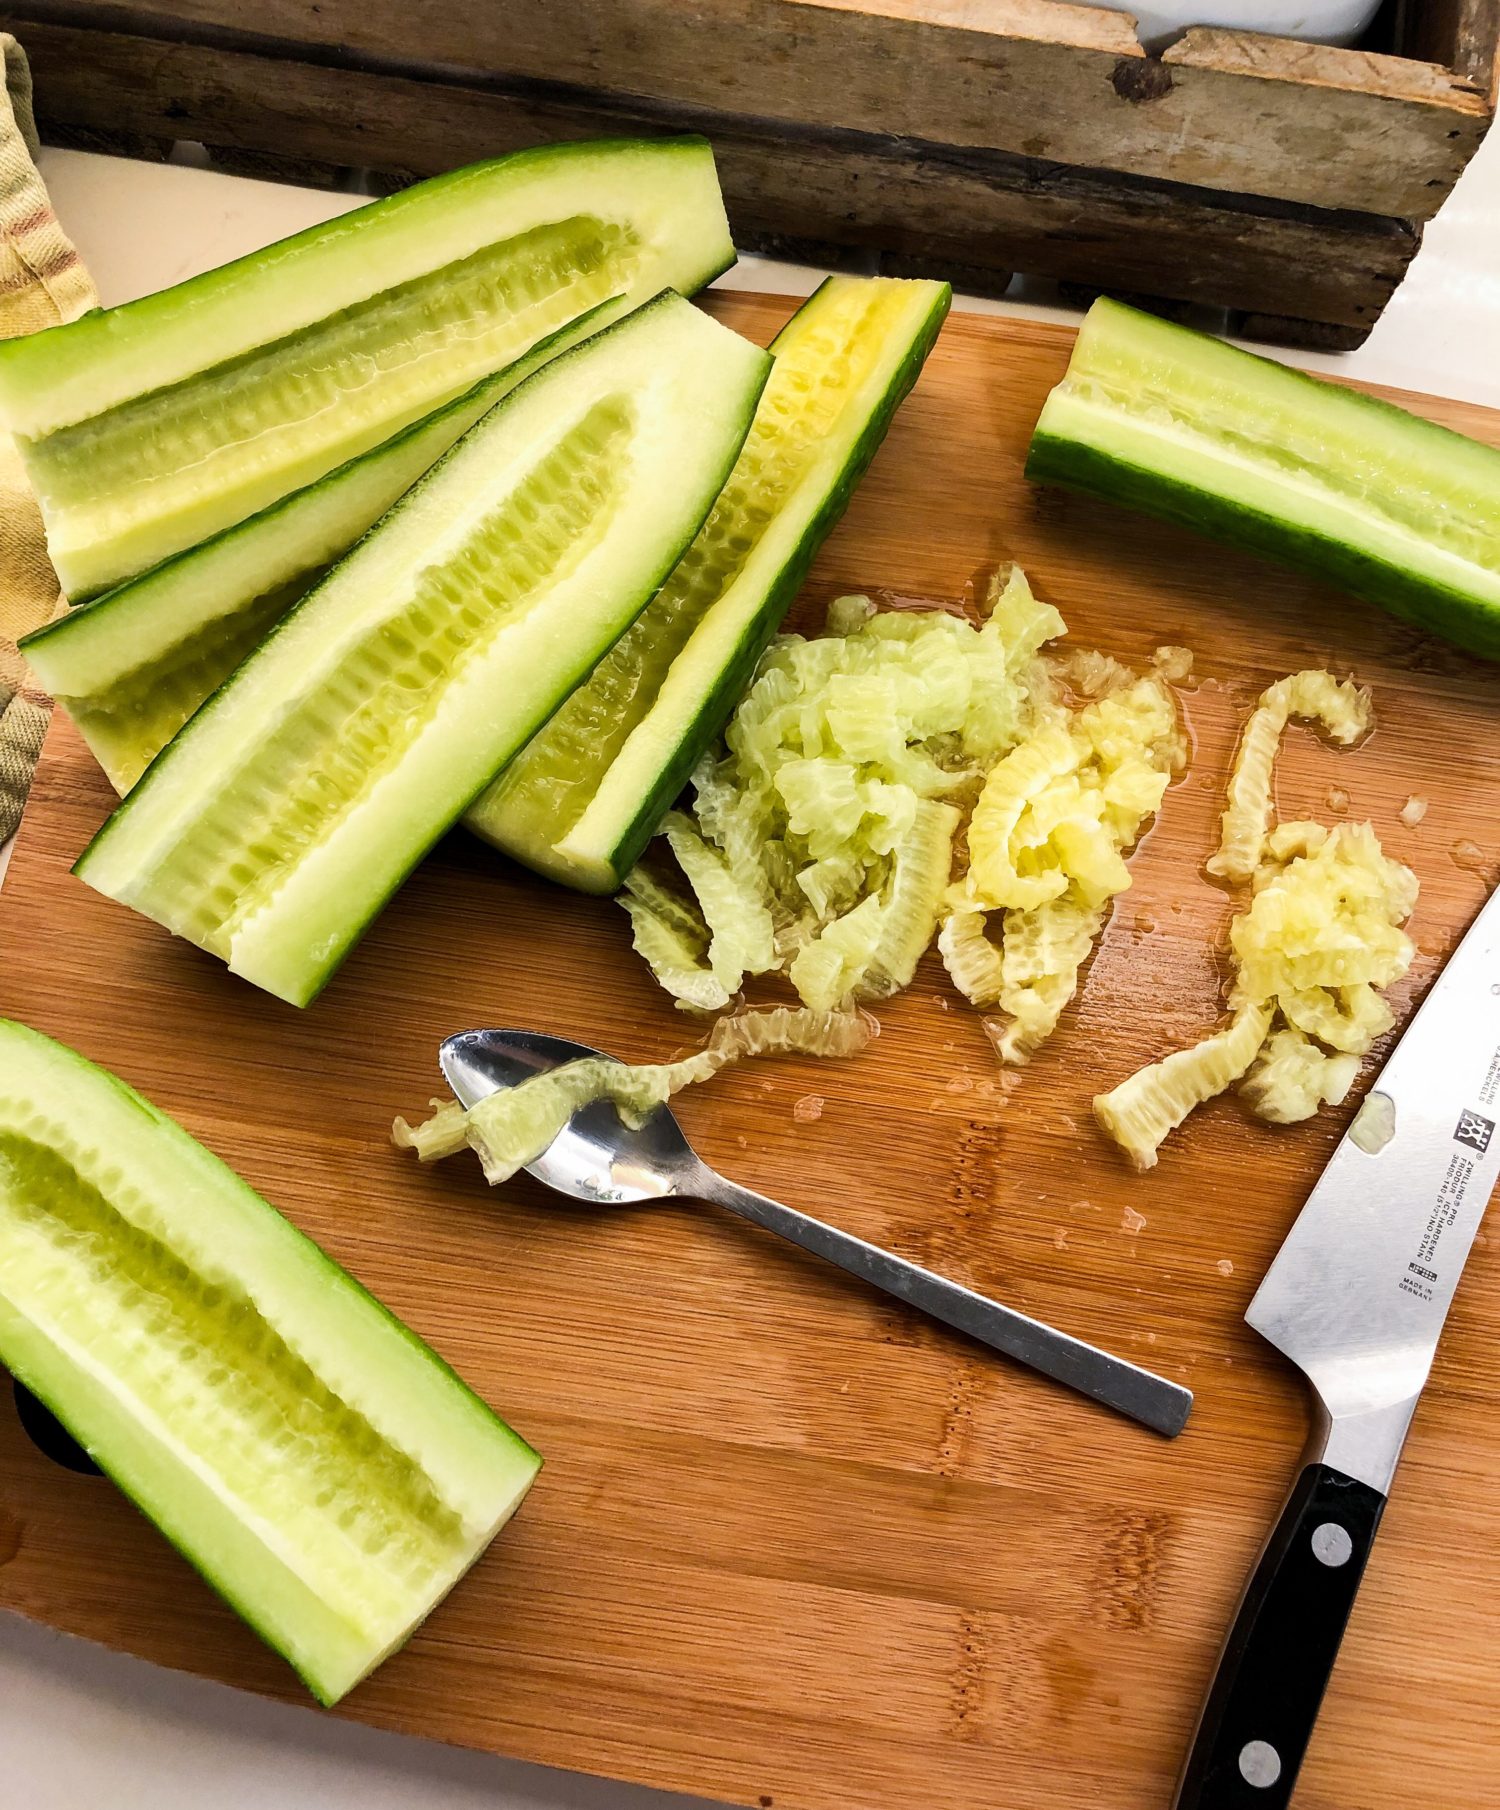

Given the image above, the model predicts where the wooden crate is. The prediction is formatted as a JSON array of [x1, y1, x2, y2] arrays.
[[3, 0, 1498, 347]]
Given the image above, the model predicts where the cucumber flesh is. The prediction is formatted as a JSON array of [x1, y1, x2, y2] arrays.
[[76, 293, 771, 1007], [467, 274, 951, 892], [22, 302, 615, 794], [0, 137, 733, 599], [1027, 297, 1500, 658], [0, 1018, 539, 1705]]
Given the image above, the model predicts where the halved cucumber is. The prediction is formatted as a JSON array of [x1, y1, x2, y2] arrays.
[[76, 294, 771, 1007], [0, 1018, 539, 1705], [0, 136, 733, 599], [22, 302, 614, 794], [466, 275, 951, 892], [1026, 297, 1500, 658]]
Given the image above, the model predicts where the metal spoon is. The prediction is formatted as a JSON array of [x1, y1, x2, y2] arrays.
[[441, 1028, 1192, 1438]]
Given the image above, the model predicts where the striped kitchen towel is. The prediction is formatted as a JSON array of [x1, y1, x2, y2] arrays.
[[0, 32, 96, 844]]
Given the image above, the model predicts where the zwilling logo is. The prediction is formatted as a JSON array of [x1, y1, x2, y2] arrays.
[[1456, 1109, 1495, 1155]]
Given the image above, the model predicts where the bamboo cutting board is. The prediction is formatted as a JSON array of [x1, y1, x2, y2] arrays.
[[3, 296, 1500, 1810]]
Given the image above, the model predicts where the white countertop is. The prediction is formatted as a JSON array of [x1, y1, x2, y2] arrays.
[[5, 131, 1500, 1809]]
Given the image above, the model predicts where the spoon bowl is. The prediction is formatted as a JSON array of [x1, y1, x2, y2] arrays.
[[441, 1027, 700, 1205]]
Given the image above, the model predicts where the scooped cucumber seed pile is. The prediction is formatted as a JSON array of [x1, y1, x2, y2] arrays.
[[398, 573, 1416, 1183], [1097, 671, 1414, 1169]]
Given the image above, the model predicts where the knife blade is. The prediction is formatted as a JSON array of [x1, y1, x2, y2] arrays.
[[1176, 879, 1500, 1810]]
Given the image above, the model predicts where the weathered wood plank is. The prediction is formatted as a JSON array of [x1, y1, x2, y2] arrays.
[[1222, 311, 1370, 354], [13, 20, 1418, 335], [1, 0, 1491, 218], [1400, 0, 1500, 92]]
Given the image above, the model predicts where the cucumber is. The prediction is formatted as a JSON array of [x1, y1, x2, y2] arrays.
[[0, 1018, 539, 1705], [1026, 297, 1500, 659], [22, 303, 614, 794], [0, 136, 734, 600], [76, 294, 771, 1007], [466, 274, 951, 893]]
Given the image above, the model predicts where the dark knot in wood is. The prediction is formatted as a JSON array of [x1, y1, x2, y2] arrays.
[[1111, 58, 1175, 104]]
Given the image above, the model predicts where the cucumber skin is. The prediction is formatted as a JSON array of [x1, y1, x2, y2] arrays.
[[1026, 404, 1500, 662], [0, 1320, 337, 1699], [75, 294, 772, 1007], [0, 135, 733, 415], [19, 358, 527, 659], [22, 298, 621, 795], [2, 136, 736, 603], [571, 280, 953, 892], [0, 1018, 539, 1705], [2, 1297, 521, 1711]]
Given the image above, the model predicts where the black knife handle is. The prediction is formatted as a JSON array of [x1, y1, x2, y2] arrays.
[[1175, 1463, 1386, 1809]]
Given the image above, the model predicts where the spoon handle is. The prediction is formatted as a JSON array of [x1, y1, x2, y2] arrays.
[[692, 1168, 1191, 1437]]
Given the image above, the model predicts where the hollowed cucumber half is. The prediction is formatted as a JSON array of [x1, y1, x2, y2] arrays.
[[466, 273, 952, 893], [76, 292, 772, 1006], [0, 1017, 540, 1706], [1026, 297, 1500, 659], [22, 302, 614, 794], [0, 136, 734, 599]]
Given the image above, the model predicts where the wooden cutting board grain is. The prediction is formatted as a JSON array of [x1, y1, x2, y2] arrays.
[[2, 296, 1500, 1810]]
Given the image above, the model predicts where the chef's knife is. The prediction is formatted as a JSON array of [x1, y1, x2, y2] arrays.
[[1176, 880, 1500, 1809]]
